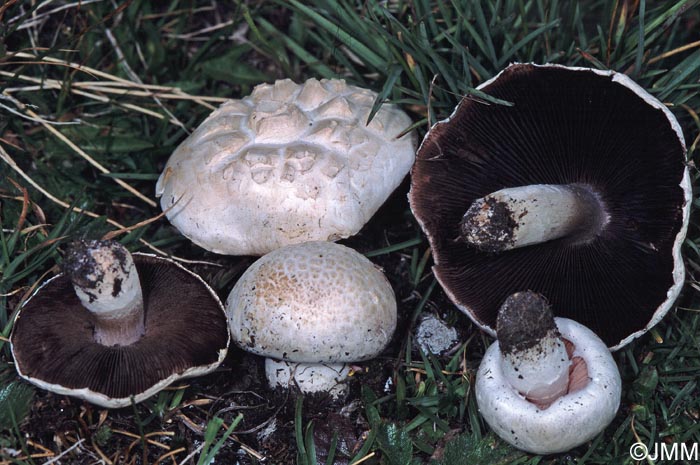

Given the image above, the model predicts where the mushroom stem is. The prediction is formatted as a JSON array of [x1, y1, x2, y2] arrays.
[[460, 184, 607, 252], [497, 291, 570, 408], [264, 359, 351, 399], [63, 240, 145, 346]]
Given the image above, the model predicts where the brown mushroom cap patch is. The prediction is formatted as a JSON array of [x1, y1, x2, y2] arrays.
[[11, 254, 229, 401], [409, 64, 689, 348]]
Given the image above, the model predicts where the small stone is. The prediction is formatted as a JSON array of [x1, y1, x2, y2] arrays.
[[415, 313, 459, 355]]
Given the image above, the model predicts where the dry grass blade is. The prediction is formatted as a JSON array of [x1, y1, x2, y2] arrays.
[[1, 77, 191, 124], [350, 451, 376, 464], [648, 39, 700, 64], [177, 443, 204, 465], [234, 441, 265, 461], [7, 177, 29, 231], [164, 20, 235, 40], [3, 54, 227, 106], [0, 144, 220, 266], [103, 27, 188, 132], [101, 210, 169, 241], [90, 438, 114, 465], [0, 97, 78, 126], [154, 447, 186, 465], [3, 97, 157, 207], [29, 108, 154, 205], [40, 438, 86, 464], [8, 0, 106, 30]]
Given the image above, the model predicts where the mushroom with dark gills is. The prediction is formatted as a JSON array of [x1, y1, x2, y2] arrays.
[[225, 241, 397, 399], [409, 63, 691, 349], [10, 239, 230, 408], [476, 291, 621, 455], [156, 78, 416, 256]]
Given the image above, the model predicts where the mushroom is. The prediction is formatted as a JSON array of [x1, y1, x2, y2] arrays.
[[156, 78, 416, 256], [225, 241, 396, 398], [10, 239, 229, 408], [409, 63, 691, 349], [476, 291, 621, 455]]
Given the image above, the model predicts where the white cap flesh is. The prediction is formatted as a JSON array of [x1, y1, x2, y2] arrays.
[[156, 78, 416, 256], [476, 317, 621, 454]]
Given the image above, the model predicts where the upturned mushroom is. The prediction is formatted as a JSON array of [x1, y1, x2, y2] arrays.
[[10, 239, 229, 408], [156, 78, 416, 256], [225, 241, 396, 398], [476, 291, 621, 455], [409, 63, 691, 349]]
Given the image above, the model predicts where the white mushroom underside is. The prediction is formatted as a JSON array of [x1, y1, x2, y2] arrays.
[[156, 78, 416, 256], [475, 318, 621, 455]]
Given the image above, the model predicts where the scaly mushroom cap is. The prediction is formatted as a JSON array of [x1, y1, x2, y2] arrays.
[[156, 78, 416, 256], [226, 241, 397, 363], [10, 254, 229, 408], [409, 63, 691, 349]]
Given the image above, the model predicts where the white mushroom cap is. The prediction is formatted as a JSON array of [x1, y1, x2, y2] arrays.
[[156, 78, 416, 256], [226, 241, 397, 364], [476, 317, 621, 455]]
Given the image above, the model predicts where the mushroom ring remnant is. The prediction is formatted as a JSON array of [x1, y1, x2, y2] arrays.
[[156, 78, 416, 256], [409, 63, 691, 349], [11, 241, 229, 408], [476, 292, 621, 455], [226, 241, 397, 398]]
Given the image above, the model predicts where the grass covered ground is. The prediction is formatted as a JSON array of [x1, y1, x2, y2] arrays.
[[1, 1, 699, 464]]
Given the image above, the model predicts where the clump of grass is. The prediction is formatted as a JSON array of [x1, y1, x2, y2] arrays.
[[1, 1, 699, 464]]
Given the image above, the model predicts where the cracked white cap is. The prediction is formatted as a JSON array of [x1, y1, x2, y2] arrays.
[[226, 241, 397, 364], [156, 78, 416, 256]]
